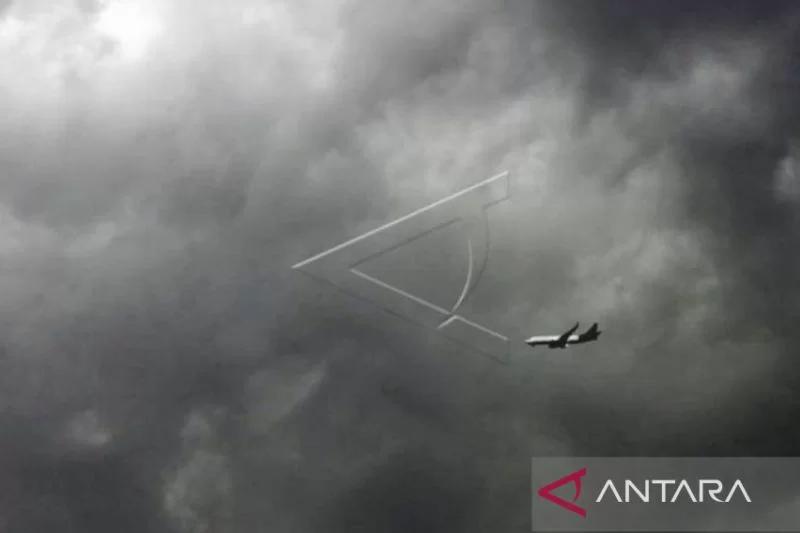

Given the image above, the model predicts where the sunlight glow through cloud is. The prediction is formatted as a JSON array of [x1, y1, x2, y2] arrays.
[[94, 1, 162, 61]]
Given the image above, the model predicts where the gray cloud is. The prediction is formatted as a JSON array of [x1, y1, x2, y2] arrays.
[[1, 0, 799, 531]]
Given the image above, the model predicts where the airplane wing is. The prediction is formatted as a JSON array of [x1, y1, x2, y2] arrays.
[[555, 322, 580, 345]]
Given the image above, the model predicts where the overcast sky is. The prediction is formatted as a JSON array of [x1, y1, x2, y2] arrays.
[[1, 1, 800, 531]]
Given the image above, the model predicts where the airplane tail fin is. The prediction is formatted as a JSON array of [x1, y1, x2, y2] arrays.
[[577, 322, 601, 340]]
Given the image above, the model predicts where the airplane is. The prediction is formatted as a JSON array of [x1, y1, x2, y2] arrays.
[[525, 322, 601, 349]]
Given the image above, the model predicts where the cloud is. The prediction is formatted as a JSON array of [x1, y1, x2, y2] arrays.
[[774, 141, 800, 201], [164, 409, 233, 533], [1, 0, 800, 531]]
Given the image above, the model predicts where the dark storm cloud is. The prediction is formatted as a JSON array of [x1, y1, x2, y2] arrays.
[[536, 0, 800, 120], [1, 1, 800, 532], [523, 1, 800, 457], [328, 447, 485, 533]]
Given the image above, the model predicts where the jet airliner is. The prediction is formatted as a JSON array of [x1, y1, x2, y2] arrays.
[[525, 322, 601, 349]]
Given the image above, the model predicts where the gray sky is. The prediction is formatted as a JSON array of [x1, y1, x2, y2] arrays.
[[0, 1, 799, 531]]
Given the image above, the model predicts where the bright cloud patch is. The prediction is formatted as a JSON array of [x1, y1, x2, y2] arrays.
[[94, 1, 162, 61]]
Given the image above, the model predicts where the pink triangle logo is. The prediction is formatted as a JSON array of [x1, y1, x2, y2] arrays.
[[537, 467, 587, 517]]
